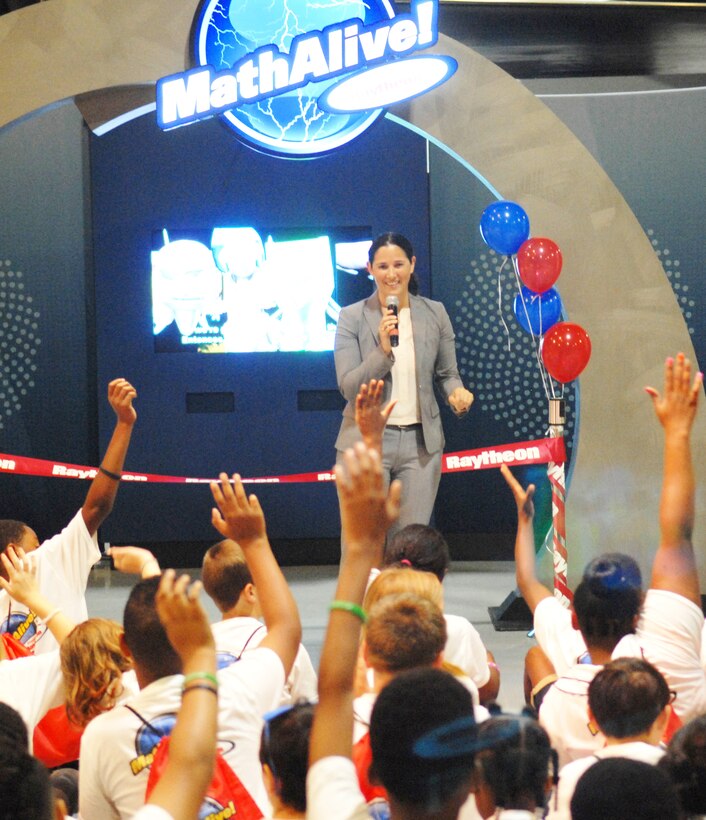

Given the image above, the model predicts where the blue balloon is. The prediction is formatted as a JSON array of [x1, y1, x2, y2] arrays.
[[513, 286, 563, 336], [479, 201, 530, 256]]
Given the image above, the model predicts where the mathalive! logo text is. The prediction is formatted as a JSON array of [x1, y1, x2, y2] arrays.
[[156, 0, 456, 157]]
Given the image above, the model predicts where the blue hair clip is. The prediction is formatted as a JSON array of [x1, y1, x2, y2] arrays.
[[412, 715, 477, 760]]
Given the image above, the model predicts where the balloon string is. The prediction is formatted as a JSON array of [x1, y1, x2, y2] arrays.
[[511, 256, 554, 399], [497, 256, 512, 353]]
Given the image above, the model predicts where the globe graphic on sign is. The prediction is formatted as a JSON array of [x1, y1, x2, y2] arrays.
[[192, 0, 395, 156]]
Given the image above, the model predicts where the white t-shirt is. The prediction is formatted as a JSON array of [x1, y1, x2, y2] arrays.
[[306, 756, 370, 820], [211, 616, 318, 705], [0, 650, 64, 751], [617, 588, 706, 722], [79, 647, 284, 819], [547, 741, 664, 820], [306, 754, 483, 820], [533, 597, 587, 677], [0, 510, 100, 654], [538, 662, 603, 769], [535, 590, 706, 723], [444, 614, 491, 690], [131, 807, 173, 820], [352, 692, 377, 745]]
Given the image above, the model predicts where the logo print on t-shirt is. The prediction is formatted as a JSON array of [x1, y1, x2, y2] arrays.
[[130, 713, 177, 775], [216, 651, 238, 670], [1, 611, 39, 646], [199, 797, 236, 820]]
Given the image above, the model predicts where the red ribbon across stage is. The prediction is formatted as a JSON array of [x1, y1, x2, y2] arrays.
[[0, 437, 565, 484]]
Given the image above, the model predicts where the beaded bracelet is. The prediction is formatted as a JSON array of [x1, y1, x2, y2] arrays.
[[329, 600, 367, 623], [183, 671, 219, 689], [183, 684, 218, 697]]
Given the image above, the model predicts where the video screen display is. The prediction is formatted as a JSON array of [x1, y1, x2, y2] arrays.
[[151, 225, 373, 352]]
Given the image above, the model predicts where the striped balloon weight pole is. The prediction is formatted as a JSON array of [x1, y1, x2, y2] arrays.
[[548, 399, 572, 607]]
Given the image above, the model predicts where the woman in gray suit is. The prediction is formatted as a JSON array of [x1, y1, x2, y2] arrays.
[[334, 232, 474, 536]]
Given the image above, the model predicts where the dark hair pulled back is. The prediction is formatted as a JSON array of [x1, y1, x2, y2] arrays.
[[368, 232, 420, 295]]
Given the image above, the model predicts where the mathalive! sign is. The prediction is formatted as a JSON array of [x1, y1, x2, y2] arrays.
[[156, 0, 456, 157]]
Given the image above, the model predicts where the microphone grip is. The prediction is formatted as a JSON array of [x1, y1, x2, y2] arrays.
[[388, 302, 399, 348]]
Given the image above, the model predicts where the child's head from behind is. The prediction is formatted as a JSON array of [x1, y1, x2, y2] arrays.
[[383, 524, 450, 582], [472, 715, 555, 817], [364, 592, 446, 674], [573, 553, 643, 651], [60, 618, 133, 727], [369, 668, 476, 813]]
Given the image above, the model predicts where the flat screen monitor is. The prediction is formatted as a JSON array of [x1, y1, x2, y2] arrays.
[[151, 225, 373, 353]]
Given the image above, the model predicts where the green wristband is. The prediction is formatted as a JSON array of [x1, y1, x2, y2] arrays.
[[183, 671, 218, 689], [329, 600, 367, 623]]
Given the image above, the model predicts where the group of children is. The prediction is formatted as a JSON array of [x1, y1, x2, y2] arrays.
[[2, 354, 706, 819]]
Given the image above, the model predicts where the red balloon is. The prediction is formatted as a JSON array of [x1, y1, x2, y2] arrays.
[[541, 322, 592, 383], [517, 238, 562, 294]]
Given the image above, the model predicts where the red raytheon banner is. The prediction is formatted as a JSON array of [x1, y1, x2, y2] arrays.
[[0, 437, 565, 485], [442, 437, 566, 474]]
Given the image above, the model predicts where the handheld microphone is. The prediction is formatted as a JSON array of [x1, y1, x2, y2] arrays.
[[386, 295, 400, 347]]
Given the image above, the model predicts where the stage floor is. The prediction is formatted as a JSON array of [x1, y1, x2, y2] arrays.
[[87, 559, 532, 713]]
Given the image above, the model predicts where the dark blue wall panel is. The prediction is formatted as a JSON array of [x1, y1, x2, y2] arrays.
[[0, 103, 93, 542], [91, 113, 429, 542]]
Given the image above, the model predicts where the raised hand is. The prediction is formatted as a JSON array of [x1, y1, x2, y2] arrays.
[[0, 546, 76, 642], [83, 377, 138, 535], [210, 473, 267, 544], [500, 463, 536, 521], [107, 546, 161, 578], [645, 352, 702, 435], [499, 464, 549, 613], [155, 570, 214, 663], [108, 378, 138, 426], [335, 443, 401, 554], [0, 547, 39, 607], [648, 353, 703, 605], [355, 379, 396, 451], [210, 472, 299, 674]]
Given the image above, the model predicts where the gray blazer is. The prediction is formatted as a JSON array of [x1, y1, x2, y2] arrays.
[[334, 292, 464, 454]]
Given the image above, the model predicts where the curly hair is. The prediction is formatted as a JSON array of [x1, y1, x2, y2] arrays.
[[60, 619, 132, 727]]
